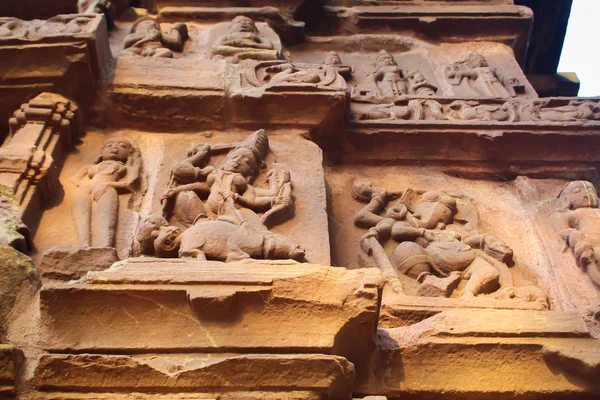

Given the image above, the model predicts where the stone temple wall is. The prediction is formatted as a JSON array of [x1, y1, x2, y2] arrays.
[[0, 1, 599, 399]]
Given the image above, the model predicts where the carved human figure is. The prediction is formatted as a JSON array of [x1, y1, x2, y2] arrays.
[[369, 50, 408, 97], [35, 15, 92, 35], [71, 138, 141, 248], [353, 180, 519, 298], [161, 130, 294, 231], [248, 52, 348, 88], [445, 52, 511, 98], [212, 16, 277, 62], [550, 181, 600, 285], [523, 100, 600, 122], [357, 100, 425, 121], [121, 17, 189, 58], [407, 71, 437, 96], [446, 100, 517, 122], [0, 19, 25, 38]]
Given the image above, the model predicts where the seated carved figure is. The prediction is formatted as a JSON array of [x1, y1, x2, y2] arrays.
[[352, 179, 541, 300], [160, 130, 294, 231], [407, 71, 437, 96], [212, 16, 278, 62], [121, 17, 188, 58], [550, 181, 600, 285]]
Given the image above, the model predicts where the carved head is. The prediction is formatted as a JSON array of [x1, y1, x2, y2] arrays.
[[222, 129, 269, 177], [130, 17, 160, 35], [325, 51, 342, 66], [467, 52, 489, 68], [153, 225, 182, 258], [375, 50, 397, 67], [557, 181, 599, 210], [100, 137, 133, 163], [230, 16, 258, 34], [482, 235, 513, 264], [137, 214, 169, 255], [408, 71, 426, 85], [412, 191, 457, 230], [264, 232, 306, 262]]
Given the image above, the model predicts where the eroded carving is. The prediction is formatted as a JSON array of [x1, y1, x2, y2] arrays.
[[550, 181, 600, 286], [71, 138, 141, 248], [521, 99, 600, 122], [122, 17, 189, 58], [370, 50, 408, 97], [353, 179, 545, 304], [138, 130, 305, 262], [445, 52, 516, 98], [0, 15, 95, 39], [212, 16, 278, 62], [244, 52, 349, 90]]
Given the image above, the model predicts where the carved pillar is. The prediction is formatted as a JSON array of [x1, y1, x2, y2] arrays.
[[0, 93, 81, 238]]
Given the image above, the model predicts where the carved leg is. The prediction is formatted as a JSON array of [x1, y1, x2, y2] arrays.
[[226, 239, 251, 262], [71, 188, 92, 247], [361, 234, 404, 295], [153, 48, 174, 58], [93, 186, 119, 248], [179, 248, 207, 260], [460, 258, 500, 297], [173, 191, 207, 228]]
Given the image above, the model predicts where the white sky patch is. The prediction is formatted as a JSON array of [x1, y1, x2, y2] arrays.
[[558, 0, 600, 97]]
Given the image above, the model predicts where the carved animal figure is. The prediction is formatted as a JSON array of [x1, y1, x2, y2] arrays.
[[176, 220, 305, 262]]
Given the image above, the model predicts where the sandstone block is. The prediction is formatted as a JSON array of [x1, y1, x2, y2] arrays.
[[35, 353, 355, 399], [39, 245, 119, 281]]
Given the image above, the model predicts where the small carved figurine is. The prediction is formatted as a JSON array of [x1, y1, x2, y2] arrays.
[[550, 181, 600, 285], [352, 179, 543, 301], [407, 71, 437, 96], [445, 52, 512, 98], [71, 138, 141, 248], [212, 16, 277, 62], [121, 17, 189, 58], [78, 0, 115, 28], [446, 100, 517, 122], [369, 50, 408, 97]]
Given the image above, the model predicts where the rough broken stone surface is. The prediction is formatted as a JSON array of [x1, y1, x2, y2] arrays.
[[0, 345, 23, 398], [39, 245, 119, 281], [0, 245, 38, 341]]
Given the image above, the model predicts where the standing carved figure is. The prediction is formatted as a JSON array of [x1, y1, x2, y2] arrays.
[[550, 181, 600, 285], [369, 50, 408, 97], [352, 180, 545, 303], [121, 17, 189, 58], [445, 52, 511, 98], [71, 138, 141, 248], [212, 16, 277, 62]]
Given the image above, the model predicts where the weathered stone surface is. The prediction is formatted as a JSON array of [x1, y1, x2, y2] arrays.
[[361, 309, 600, 397], [0, 245, 38, 341], [39, 245, 119, 281], [39, 259, 382, 386], [0, 192, 29, 253], [35, 353, 354, 399], [0, 345, 23, 398], [0, 15, 110, 128]]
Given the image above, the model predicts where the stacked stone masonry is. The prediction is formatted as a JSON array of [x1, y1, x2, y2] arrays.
[[0, 1, 599, 399]]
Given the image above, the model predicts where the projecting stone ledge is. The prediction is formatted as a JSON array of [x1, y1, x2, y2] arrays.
[[39, 258, 382, 368], [358, 309, 600, 399], [34, 353, 354, 400]]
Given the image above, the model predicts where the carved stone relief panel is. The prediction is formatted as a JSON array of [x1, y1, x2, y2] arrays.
[[33, 128, 330, 279], [327, 164, 549, 318]]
